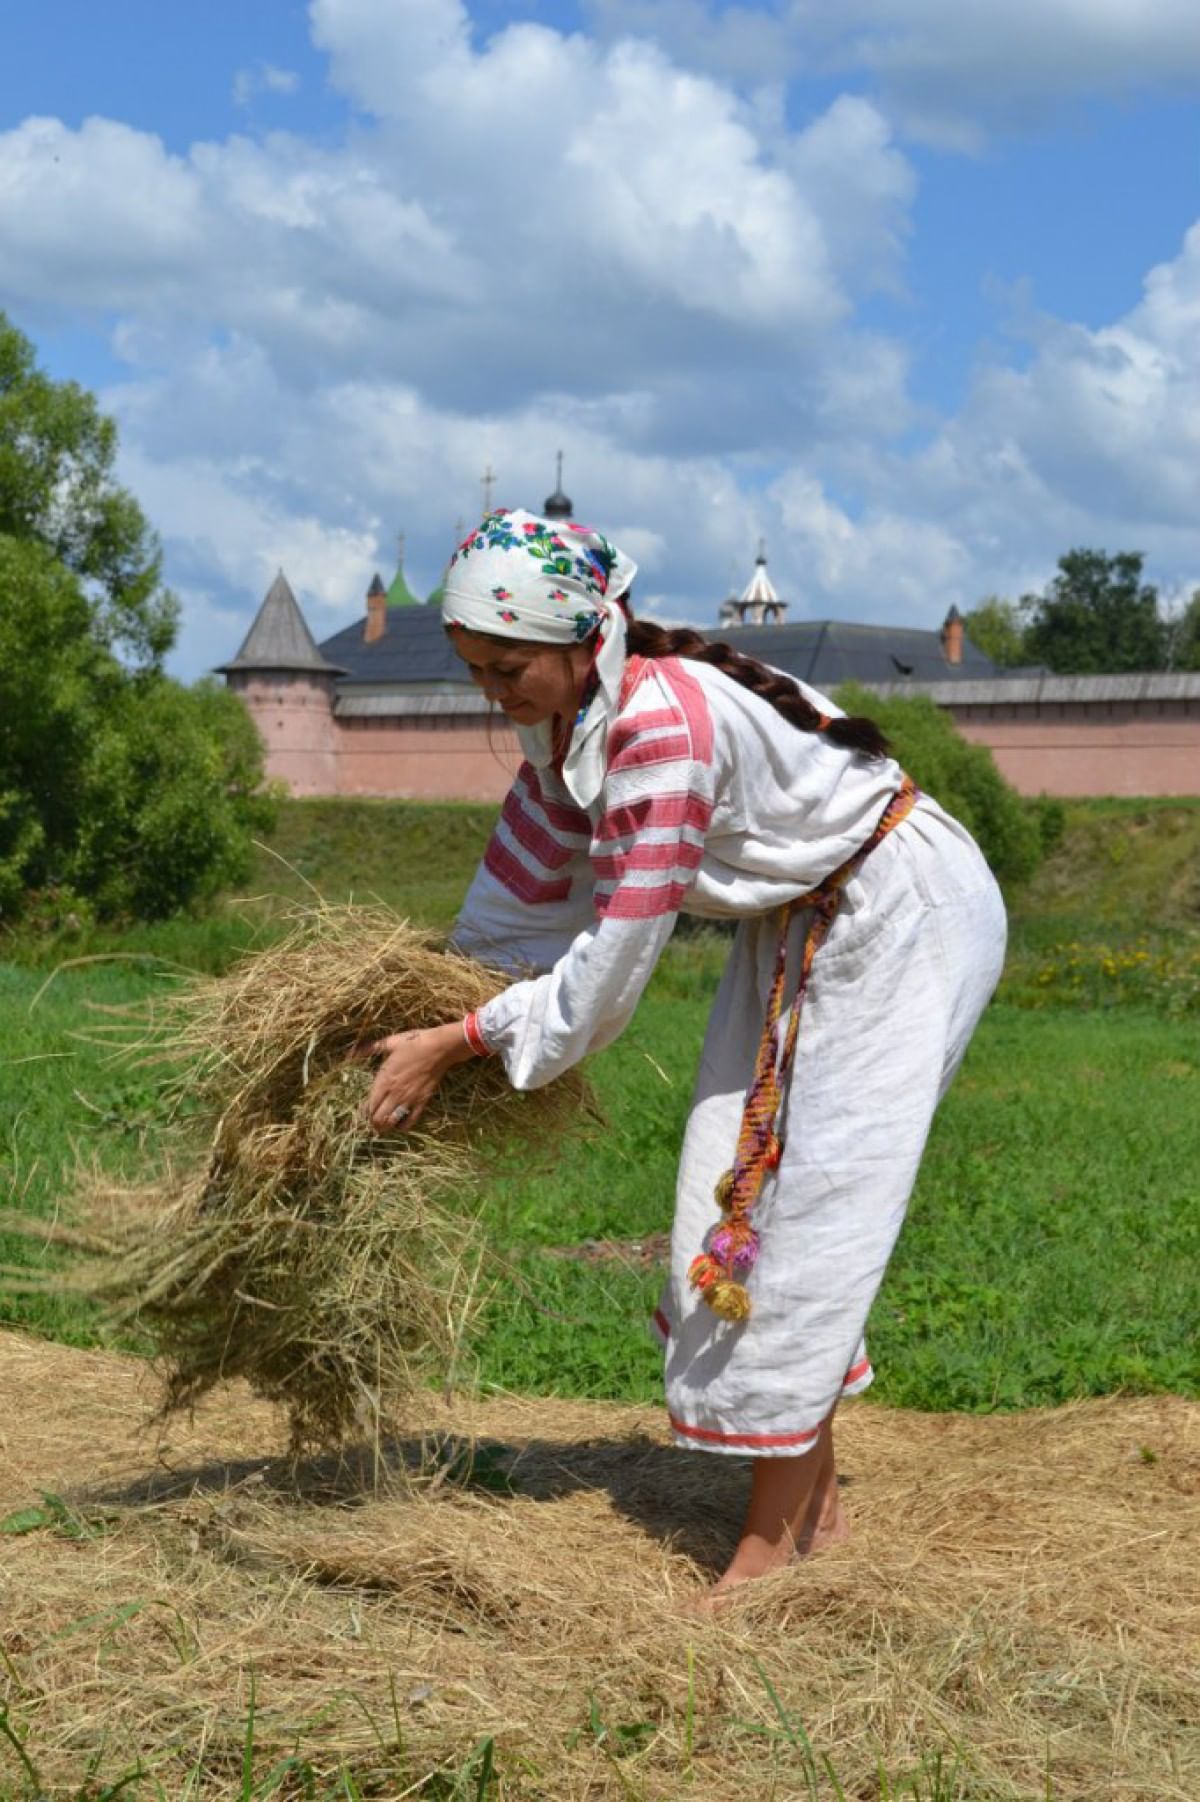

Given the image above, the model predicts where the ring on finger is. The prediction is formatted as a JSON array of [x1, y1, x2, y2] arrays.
[[390, 1103, 412, 1123]]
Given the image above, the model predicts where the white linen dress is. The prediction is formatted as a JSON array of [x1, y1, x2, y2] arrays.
[[452, 652, 1007, 1455]]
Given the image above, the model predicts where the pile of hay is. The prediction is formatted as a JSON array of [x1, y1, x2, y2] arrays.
[[7, 904, 591, 1451], [1, 1333, 1197, 1801]]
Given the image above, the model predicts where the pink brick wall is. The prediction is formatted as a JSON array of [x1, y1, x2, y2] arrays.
[[233, 673, 342, 796], [231, 687, 1200, 802], [335, 718, 521, 800], [952, 699, 1200, 797]]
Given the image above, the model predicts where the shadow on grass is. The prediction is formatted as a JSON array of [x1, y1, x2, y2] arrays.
[[83, 1428, 753, 1573]]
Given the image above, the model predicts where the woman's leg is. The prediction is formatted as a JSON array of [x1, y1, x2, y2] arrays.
[[714, 1410, 845, 1591]]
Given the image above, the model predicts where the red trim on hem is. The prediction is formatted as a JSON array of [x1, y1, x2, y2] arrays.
[[652, 1307, 671, 1340], [669, 1414, 821, 1450], [462, 1012, 493, 1058], [843, 1356, 871, 1386]]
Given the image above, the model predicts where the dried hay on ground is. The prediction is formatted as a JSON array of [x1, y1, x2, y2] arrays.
[[1, 1332, 1196, 1800], [0, 905, 591, 1453]]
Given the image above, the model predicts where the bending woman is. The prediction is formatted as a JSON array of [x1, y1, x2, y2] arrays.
[[366, 507, 1007, 1594]]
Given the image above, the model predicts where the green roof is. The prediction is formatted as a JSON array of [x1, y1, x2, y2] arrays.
[[386, 563, 423, 608]]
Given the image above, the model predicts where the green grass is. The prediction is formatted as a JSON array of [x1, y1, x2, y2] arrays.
[[2, 796, 1198, 1414], [470, 988, 1200, 1410]]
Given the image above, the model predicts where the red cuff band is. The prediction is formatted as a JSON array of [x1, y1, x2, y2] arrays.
[[463, 1011, 494, 1057]]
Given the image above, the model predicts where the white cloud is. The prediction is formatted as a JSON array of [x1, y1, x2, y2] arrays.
[[232, 63, 301, 107], [587, 0, 1200, 145], [2, 0, 1200, 678]]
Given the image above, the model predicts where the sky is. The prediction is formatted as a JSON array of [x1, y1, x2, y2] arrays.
[[2, 0, 1200, 680]]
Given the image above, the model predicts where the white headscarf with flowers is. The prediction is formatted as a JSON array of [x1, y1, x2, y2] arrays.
[[440, 508, 638, 809]]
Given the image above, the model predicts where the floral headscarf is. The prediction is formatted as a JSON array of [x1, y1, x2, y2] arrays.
[[439, 507, 637, 643], [440, 508, 638, 810]]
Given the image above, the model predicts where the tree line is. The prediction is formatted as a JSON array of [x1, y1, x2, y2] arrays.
[[965, 551, 1200, 675], [0, 312, 273, 928]]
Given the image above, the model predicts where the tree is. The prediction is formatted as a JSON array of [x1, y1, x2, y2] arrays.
[[963, 595, 1028, 668], [0, 312, 177, 667], [1163, 589, 1200, 672], [0, 317, 274, 924], [1020, 549, 1164, 674], [835, 683, 1048, 887]]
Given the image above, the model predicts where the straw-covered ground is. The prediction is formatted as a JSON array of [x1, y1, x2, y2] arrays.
[[1, 1332, 1196, 1800]]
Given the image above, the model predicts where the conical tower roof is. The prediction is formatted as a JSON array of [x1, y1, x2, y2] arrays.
[[216, 571, 345, 674], [386, 564, 423, 607], [741, 543, 780, 609]]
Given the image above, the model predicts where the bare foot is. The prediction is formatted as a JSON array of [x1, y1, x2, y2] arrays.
[[793, 1474, 851, 1556], [696, 1411, 851, 1605]]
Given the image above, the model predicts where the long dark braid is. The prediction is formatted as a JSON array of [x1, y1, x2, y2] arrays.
[[624, 619, 889, 760]]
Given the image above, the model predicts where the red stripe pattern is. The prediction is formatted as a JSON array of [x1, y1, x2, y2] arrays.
[[669, 1414, 821, 1450], [462, 1012, 493, 1057], [593, 659, 716, 922], [481, 761, 593, 908]]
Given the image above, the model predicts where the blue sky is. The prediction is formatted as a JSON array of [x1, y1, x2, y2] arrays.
[[2, 0, 1199, 677]]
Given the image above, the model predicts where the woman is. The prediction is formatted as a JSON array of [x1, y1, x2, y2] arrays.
[[366, 507, 1006, 1594]]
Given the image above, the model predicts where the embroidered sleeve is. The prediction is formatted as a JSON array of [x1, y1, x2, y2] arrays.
[[450, 761, 595, 974], [472, 663, 716, 1090], [591, 666, 715, 921]]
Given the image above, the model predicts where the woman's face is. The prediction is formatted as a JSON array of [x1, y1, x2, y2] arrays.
[[450, 628, 591, 725]]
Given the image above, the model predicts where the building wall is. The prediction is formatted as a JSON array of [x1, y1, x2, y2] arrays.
[[232, 683, 1200, 802], [232, 673, 342, 797], [951, 698, 1200, 797], [336, 715, 520, 800]]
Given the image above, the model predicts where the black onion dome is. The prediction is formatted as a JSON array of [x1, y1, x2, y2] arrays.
[[543, 450, 573, 520]]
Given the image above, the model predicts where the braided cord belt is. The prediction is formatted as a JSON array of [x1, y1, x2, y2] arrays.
[[688, 774, 921, 1322]]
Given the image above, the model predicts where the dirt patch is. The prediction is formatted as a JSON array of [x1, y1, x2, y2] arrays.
[[545, 1231, 672, 1269], [1, 1330, 1198, 1800]]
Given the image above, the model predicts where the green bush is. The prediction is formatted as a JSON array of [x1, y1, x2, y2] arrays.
[[0, 536, 276, 923], [836, 682, 1043, 886], [67, 678, 278, 919]]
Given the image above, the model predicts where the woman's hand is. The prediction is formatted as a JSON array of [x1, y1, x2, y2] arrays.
[[362, 1022, 477, 1133]]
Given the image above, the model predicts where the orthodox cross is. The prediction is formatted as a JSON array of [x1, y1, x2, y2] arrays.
[[481, 463, 496, 515]]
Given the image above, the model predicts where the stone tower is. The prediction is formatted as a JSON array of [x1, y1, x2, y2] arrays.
[[217, 571, 345, 796]]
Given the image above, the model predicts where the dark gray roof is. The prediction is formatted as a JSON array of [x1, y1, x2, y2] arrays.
[[871, 671, 1200, 706], [217, 572, 346, 675], [319, 599, 465, 685], [316, 606, 1002, 691], [716, 618, 998, 687]]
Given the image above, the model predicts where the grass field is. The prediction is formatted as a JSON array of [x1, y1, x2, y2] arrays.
[[2, 797, 1197, 1411], [2, 795, 1199, 1802]]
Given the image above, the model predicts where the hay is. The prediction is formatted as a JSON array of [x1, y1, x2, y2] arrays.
[[1, 1333, 1197, 1800], [6, 904, 592, 1451]]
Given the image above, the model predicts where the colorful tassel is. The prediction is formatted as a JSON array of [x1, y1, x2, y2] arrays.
[[691, 776, 919, 1327], [688, 1253, 721, 1294], [708, 1280, 752, 1321]]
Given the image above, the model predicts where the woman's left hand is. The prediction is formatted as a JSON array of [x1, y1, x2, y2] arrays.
[[362, 1022, 476, 1133]]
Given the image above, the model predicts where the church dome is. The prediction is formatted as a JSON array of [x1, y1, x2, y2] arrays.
[[543, 450, 573, 520]]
